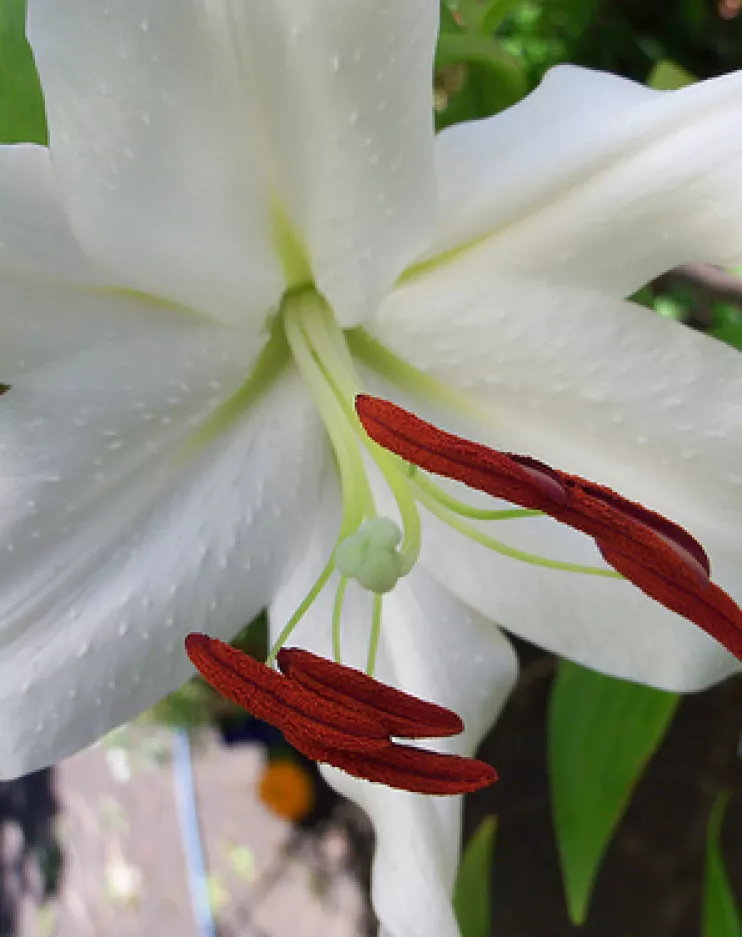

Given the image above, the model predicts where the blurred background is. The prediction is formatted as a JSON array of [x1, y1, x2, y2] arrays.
[[2, 0, 742, 934]]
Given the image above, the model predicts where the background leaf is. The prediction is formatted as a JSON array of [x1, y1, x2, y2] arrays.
[[703, 794, 742, 937], [0, 0, 46, 144], [548, 661, 679, 924], [647, 59, 695, 90], [453, 816, 497, 937]]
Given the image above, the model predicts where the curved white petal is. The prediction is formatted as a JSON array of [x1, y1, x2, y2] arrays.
[[0, 277, 209, 383], [423, 66, 742, 296], [0, 335, 326, 777], [270, 478, 517, 937], [419, 503, 740, 691], [370, 268, 742, 688], [28, 0, 283, 325], [0, 145, 101, 285], [227, 0, 439, 326], [0, 146, 201, 380]]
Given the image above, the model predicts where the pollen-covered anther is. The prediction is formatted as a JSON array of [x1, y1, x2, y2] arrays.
[[355, 394, 568, 509], [335, 517, 405, 593], [277, 646, 464, 738], [354, 395, 742, 663], [185, 634, 495, 796]]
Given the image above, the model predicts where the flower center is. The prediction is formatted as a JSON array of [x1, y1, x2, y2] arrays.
[[266, 290, 618, 674]]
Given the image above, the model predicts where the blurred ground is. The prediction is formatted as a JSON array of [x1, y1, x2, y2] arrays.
[[8, 728, 367, 937], [3, 644, 742, 937]]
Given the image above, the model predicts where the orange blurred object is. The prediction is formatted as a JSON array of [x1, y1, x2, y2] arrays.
[[258, 759, 316, 823]]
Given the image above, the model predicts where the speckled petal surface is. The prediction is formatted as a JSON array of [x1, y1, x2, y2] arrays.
[[222, 0, 439, 326], [0, 334, 326, 777], [29, 0, 439, 329], [28, 0, 284, 326], [422, 65, 742, 297], [369, 266, 742, 689], [0, 145, 209, 382]]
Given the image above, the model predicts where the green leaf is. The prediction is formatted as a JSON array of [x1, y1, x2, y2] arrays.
[[549, 661, 679, 925], [703, 794, 742, 937], [453, 816, 497, 937], [436, 31, 526, 114], [710, 305, 742, 352], [647, 60, 696, 91], [0, 0, 47, 144], [481, 0, 527, 33]]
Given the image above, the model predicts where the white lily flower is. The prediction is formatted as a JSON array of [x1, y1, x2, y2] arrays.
[[3, 1, 742, 934]]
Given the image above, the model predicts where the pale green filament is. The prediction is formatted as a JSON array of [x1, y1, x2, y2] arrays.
[[412, 470, 543, 522], [367, 594, 383, 675], [267, 555, 336, 667], [414, 483, 622, 579]]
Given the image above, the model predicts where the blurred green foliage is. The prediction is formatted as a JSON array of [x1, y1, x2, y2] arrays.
[[0, 0, 46, 144], [703, 795, 742, 937], [453, 816, 497, 937]]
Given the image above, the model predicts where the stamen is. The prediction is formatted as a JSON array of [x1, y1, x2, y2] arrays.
[[355, 396, 742, 661], [276, 647, 464, 738], [413, 475, 620, 578], [356, 394, 569, 511], [367, 593, 383, 676], [185, 634, 390, 754], [597, 542, 742, 659], [412, 471, 542, 522], [294, 735, 498, 795], [186, 634, 496, 796]]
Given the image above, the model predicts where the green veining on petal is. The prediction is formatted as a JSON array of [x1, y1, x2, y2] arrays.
[[186, 318, 291, 454], [346, 327, 480, 417], [271, 197, 313, 292]]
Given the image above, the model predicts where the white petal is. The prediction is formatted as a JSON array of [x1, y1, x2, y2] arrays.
[[227, 0, 438, 326], [423, 65, 742, 296], [0, 334, 326, 777], [271, 479, 517, 937], [370, 268, 742, 688], [0, 146, 198, 380], [0, 277, 210, 383], [0, 145, 101, 285], [28, 0, 283, 325], [419, 504, 740, 691]]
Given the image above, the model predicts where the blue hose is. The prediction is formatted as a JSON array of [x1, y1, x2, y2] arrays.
[[172, 728, 218, 937]]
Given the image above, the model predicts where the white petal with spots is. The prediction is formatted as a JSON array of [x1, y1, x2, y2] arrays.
[[424, 65, 742, 296], [216, 0, 439, 326], [29, 0, 284, 326], [0, 333, 326, 776]]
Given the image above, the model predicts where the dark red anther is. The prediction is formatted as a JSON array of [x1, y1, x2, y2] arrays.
[[277, 647, 464, 738], [185, 634, 390, 754], [185, 634, 497, 795], [355, 395, 742, 662], [356, 393, 568, 510], [293, 734, 498, 796]]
